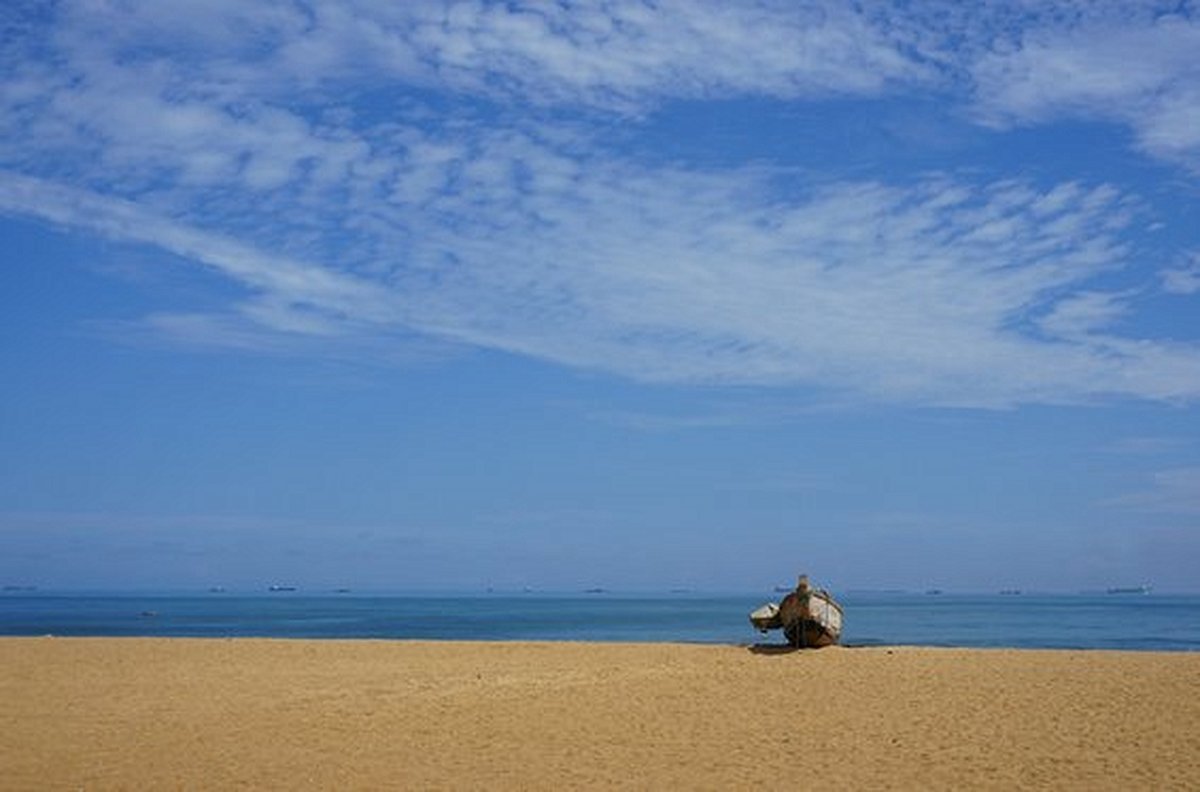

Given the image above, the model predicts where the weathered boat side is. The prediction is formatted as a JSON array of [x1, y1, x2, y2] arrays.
[[749, 574, 843, 648], [749, 602, 782, 631], [778, 583, 842, 647]]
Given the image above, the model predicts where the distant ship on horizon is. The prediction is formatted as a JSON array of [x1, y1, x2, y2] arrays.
[[1106, 584, 1152, 595]]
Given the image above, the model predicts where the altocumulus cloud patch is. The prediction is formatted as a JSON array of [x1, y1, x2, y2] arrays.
[[1, 0, 1199, 407]]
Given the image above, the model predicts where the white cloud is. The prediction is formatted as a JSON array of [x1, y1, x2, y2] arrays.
[[8, 152, 1197, 406], [1037, 291, 1132, 341], [13, 0, 926, 114], [0, 172, 398, 329], [970, 11, 1200, 171], [1162, 254, 1200, 295], [2, 1, 1200, 408], [407, 0, 927, 106]]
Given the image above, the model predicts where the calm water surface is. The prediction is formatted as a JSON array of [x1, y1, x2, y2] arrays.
[[2, 591, 1197, 651]]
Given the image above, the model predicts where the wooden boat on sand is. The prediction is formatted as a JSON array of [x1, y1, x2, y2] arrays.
[[750, 575, 843, 648]]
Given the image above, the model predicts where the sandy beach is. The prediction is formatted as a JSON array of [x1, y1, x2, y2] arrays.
[[2, 638, 1197, 790]]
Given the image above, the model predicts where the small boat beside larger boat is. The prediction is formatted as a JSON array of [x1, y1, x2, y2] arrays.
[[750, 574, 843, 648]]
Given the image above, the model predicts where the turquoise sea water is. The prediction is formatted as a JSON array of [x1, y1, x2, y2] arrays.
[[2, 591, 1198, 651]]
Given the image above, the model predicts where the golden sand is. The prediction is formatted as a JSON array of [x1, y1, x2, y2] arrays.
[[2, 638, 1198, 790]]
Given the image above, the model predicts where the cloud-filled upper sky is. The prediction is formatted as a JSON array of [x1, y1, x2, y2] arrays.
[[1, 1, 1198, 591]]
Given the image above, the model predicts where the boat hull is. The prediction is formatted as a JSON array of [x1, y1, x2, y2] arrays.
[[749, 602, 782, 632], [778, 588, 842, 647], [781, 616, 839, 648]]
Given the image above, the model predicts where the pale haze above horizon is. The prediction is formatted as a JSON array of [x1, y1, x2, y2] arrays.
[[2, 1, 1199, 593]]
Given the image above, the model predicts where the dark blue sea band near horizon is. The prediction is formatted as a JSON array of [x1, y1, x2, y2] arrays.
[[2, 591, 1198, 651]]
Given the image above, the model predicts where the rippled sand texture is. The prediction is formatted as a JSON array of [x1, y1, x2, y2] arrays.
[[2, 638, 1198, 789]]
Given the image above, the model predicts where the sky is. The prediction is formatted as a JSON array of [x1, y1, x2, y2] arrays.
[[1, 1, 1199, 593]]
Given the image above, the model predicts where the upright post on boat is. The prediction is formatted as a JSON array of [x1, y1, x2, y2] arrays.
[[796, 575, 809, 648]]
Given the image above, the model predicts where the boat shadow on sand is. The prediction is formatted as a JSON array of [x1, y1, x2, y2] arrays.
[[746, 642, 806, 655], [745, 642, 843, 655], [746, 642, 871, 655]]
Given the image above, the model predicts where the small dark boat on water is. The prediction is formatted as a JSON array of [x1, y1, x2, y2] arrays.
[[750, 574, 844, 648]]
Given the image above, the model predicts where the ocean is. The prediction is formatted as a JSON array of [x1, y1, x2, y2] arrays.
[[2, 591, 1198, 651]]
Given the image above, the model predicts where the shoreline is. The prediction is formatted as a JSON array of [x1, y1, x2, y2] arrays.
[[6, 633, 1197, 653], [7, 632, 1199, 650], [3, 637, 1198, 788]]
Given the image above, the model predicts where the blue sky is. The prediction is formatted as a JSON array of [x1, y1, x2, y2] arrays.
[[1, 1, 1198, 592]]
